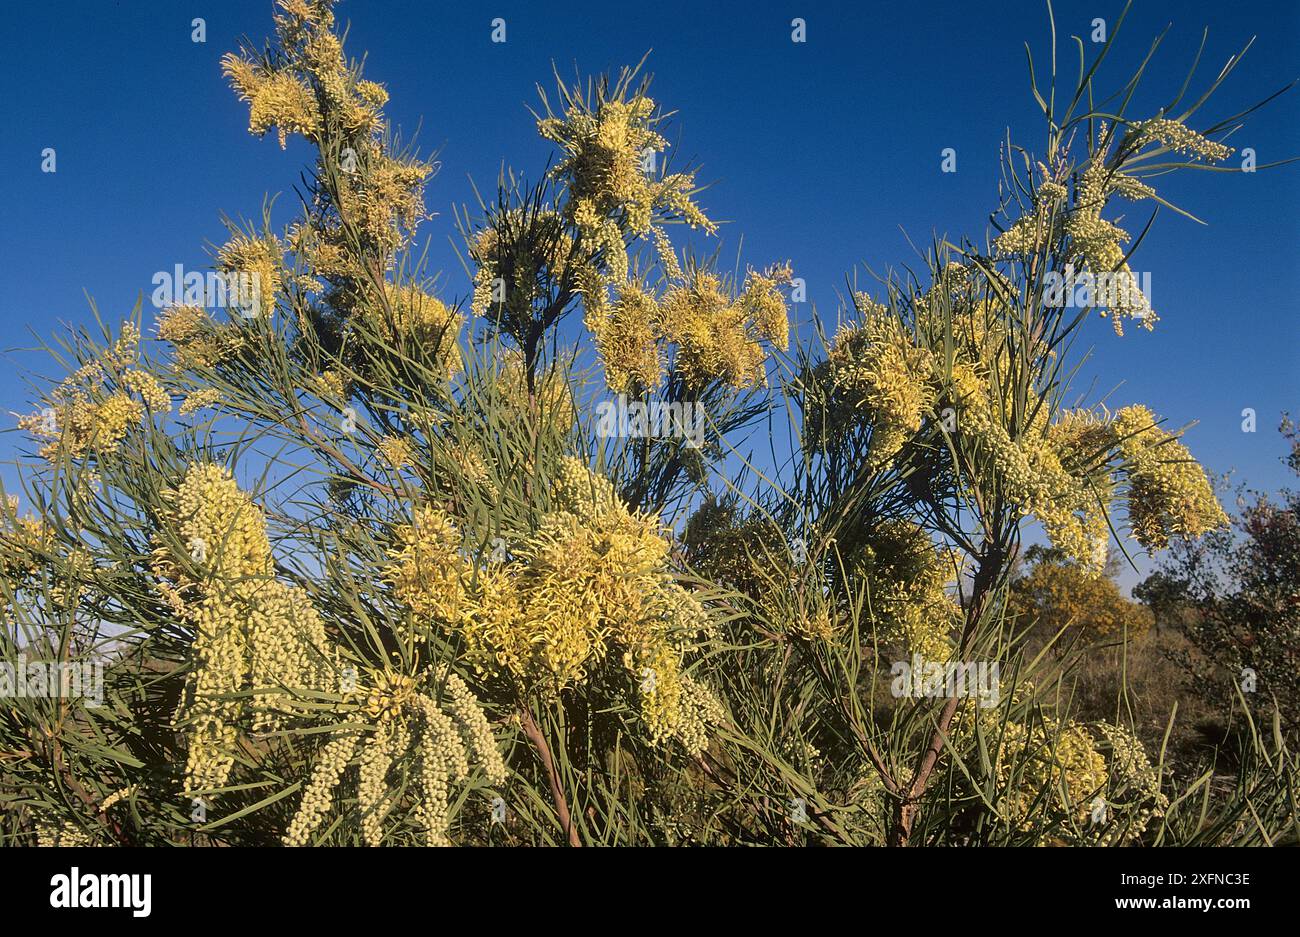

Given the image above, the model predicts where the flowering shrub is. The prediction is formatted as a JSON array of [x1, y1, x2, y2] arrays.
[[1, 0, 1295, 847]]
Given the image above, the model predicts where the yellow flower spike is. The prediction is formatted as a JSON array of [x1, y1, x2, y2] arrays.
[[1113, 405, 1227, 549], [216, 232, 284, 313], [282, 732, 358, 847], [376, 434, 414, 471], [162, 463, 335, 797]]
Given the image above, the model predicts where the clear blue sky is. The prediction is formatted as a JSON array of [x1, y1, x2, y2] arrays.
[[1, 0, 1296, 587]]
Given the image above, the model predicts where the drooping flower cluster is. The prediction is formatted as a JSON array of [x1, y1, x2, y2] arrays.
[[588, 282, 664, 392], [1062, 150, 1153, 333], [282, 731, 357, 847], [1112, 405, 1228, 549], [1090, 721, 1169, 844], [153, 462, 335, 796], [952, 699, 1168, 843], [1133, 117, 1234, 162], [284, 666, 507, 846]]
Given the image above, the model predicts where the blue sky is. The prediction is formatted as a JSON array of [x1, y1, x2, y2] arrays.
[[1, 0, 1296, 587]]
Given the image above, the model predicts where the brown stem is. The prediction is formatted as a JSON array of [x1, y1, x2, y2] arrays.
[[518, 704, 580, 847], [888, 545, 1005, 846]]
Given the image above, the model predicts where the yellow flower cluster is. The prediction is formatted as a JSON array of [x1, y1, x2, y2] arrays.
[[660, 266, 793, 390], [35, 819, 97, 847], [120, 369, 170, 411], [222, 1, 379, 146], [971, 404, 1114, 574], [993, 165, 1067, 254], [19, 324, 166, 462], [1090, 721, 1168, 843], [156, 463, 334, 796], [819, 308, 936, 469], [165, 462, 273, 579], [282, 731, 358, 846], [309, 368, 346, 400], [377, 434, 414, 470], [382, 505, 469, 626], [179, 387, 221, 416], [807, 276, 1224, 569], [20, 392, 141, 463], [469, 208, 591, 323], [672, 673, 729, 756], [286, 665, 506, 847], [216, 232, 283, 313], [357, 717, 404, 846], [1008, 720, 1110, 826], [155, 304, 208, 345], [853, 520, 959, 662], [333, 149, 433, 261], [1112, 405, 1227, 549], [953, 709, 1101, 828], [539, 92, 715, 273], [439, 668, 509, 784], [991, 120, 1224, 335], [224, 57, 322, 148], [953, 697, 1166, 842], [224, 0, 433, 289], [1134, 118, 1233, 162], [363, 283, 464, 378], [590, 283, 663, 393], [586, 265, 792, 392], [382, 458, 723, 752], [0, 502, 53, 583], [1065, 153, 1153, 334], [155, 305, 235, 369], [410, 697, 462, 847]]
